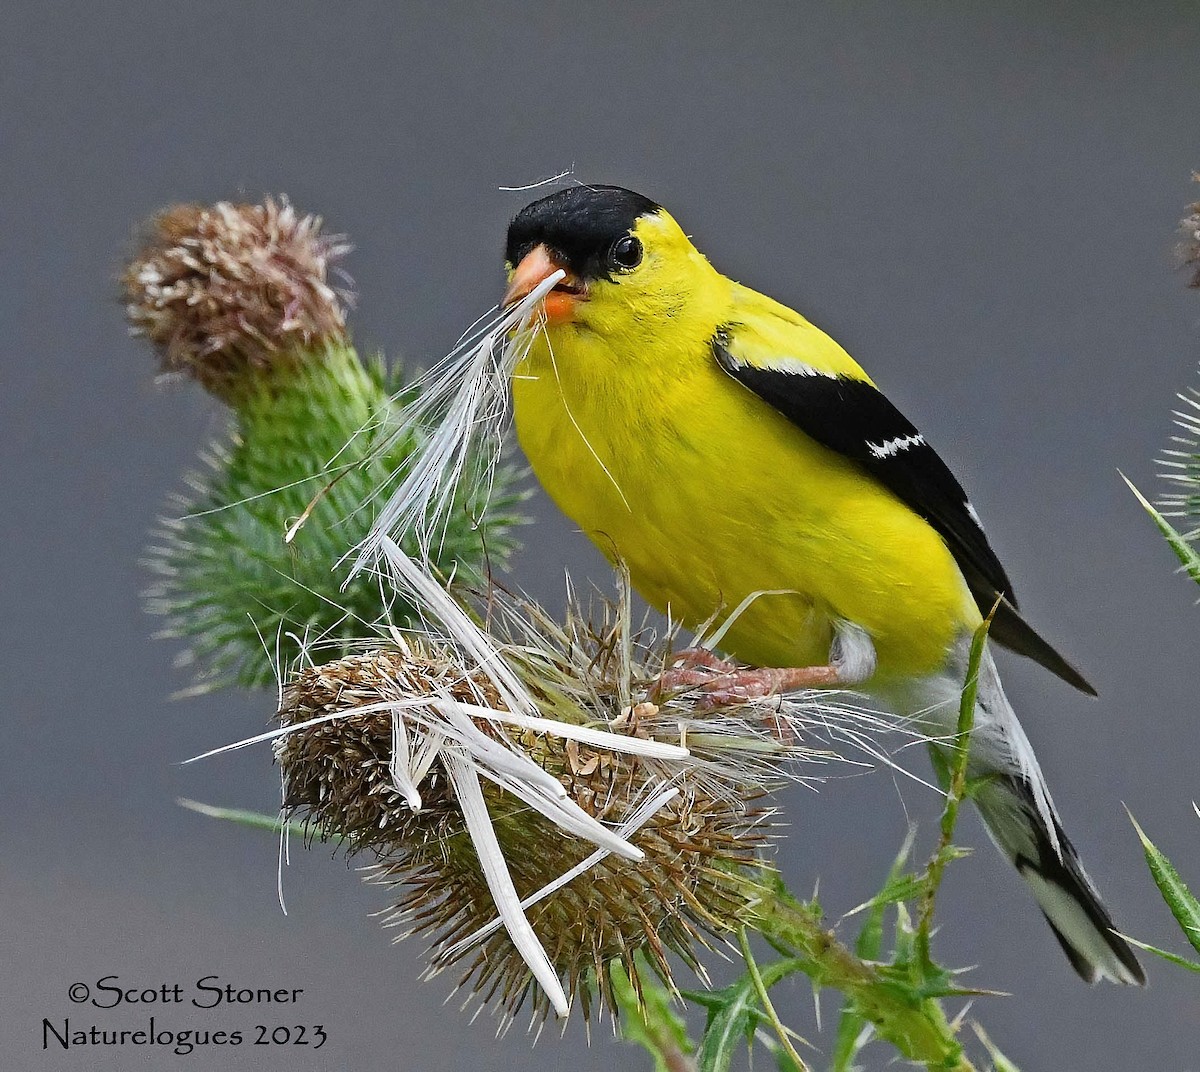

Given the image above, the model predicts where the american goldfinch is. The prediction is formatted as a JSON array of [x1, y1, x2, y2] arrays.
[[502, 184, 1143, 985]]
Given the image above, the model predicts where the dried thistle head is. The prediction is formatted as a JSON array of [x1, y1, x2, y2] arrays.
[[272, 582, 887, 1028], [1178, 173, 1200, 289], [123, 198, 352, 400], [278, 640, 768, 1028], [277, 645, 496, 850], [389, 740, 764, 1029]]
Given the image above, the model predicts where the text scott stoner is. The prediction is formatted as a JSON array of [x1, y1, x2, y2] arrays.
[[80, 977, 304, 1009]]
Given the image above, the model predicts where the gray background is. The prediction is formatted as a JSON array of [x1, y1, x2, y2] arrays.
[[4, 3, 1200, 1069]]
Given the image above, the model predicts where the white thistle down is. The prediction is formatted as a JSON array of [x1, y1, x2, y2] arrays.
[[349, 270, 564, 572]]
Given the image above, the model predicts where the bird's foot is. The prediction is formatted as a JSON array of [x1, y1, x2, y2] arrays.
[[689, 664, 842, 706], [652, 647, 841, 706], [652, 647, 738, 695]]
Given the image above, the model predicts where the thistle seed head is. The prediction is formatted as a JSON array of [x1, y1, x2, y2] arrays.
[[277, 645, 495, 850], [380, 731, 765, 1028], [274, 630, 775, 1027], [123, 198, 352, 400], [269, 581, 895, 1027]]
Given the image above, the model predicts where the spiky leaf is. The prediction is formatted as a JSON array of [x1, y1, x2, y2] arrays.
[[1123, 474, 1200, 586], [1128, 809, 1200, 960]]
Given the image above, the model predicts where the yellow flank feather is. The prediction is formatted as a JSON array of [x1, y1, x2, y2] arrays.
[[511, 208, 978, 684]]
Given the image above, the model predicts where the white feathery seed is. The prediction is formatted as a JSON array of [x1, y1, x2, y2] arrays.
[[349, 271, 564, 572], [444, 750, 570, 1017]]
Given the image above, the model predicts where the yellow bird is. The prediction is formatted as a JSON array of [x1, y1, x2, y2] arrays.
[[502, 184, 1143, 985]]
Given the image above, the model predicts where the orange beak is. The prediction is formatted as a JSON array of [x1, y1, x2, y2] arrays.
[[502, 244, 586, 324]]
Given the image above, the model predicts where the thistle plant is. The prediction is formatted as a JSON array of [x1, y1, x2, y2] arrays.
[[1119, 176, 1200, 980], [127, 199, 523, 690], [134, 196, 1023, 1071], [1178, 176, 1200, 291], [1125, 176, 1200, 583]]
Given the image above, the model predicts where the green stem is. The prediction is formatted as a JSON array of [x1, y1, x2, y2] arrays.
[[916, 611, 994, 967], [740, 877, 977, 1072], [738, 927, 811, 1071], [610, 959, 697, 1072]]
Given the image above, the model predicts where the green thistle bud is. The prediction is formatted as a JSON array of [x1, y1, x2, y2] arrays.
[[125, 198, 524, 690]]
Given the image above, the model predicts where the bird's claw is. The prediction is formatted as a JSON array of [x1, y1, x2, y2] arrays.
[[651, 648, 842, 710], [651, 647, 738, 699]]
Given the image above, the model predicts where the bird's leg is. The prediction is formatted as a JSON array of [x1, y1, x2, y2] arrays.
[[652, 646, 740, 695], [652, 622, 877, 707], [697, 664, 844, 704]]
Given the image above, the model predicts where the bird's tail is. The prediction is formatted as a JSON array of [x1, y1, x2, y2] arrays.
[[972, 773, 1145, 985], [900, 643, 1144, 985]]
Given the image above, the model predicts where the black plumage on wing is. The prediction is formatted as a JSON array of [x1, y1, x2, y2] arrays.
[[713, 337, 1096, 695]]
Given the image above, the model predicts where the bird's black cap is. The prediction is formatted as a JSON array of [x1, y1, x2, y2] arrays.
[[505, 184, 660, 280]]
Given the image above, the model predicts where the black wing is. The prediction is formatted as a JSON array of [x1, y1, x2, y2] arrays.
[[713, 338, 1095, 695]]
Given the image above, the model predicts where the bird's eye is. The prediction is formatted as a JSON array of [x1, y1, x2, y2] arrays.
[[608, 234, 643, 271]]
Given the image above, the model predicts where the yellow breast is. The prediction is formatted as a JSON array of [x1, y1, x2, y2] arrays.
[[511, 302, 976, 686]]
